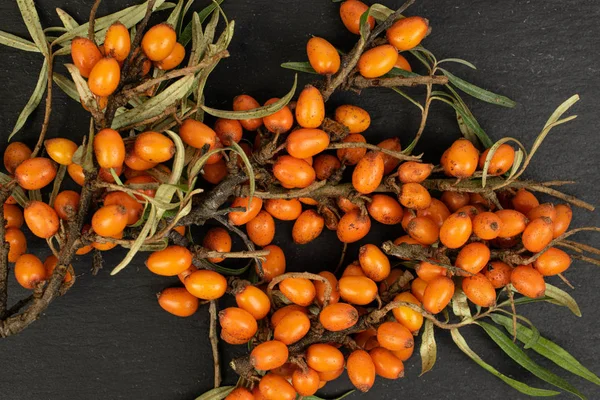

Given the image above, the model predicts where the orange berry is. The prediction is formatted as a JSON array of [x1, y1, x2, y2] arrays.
[[271, 304, 307, 327], [307, 37, 340, 75], [91, 204, 128, 237], [392, 292, 423, 333], [379, 268, 404, 293], [352, 151, 384, 194], [247, 210, 275, 247], [234, 285, 270, 320], [522, 217, 553, 253], [377, 321, 414, 351], [337, 210, 371, 243], [441, 191, 470, 212], [342, 262, 366, 277], [439, 211, 472, 248], [359, 244, 390, 282], [158, 287, 199, 317], [512, 189, 539, 214], [335, 105, 371, 134], [104, 191, 142, 225], [146, 245, 192, 276], [378, 137, 402, 174], [279, 278, 316, 306], [15, 157, 57, 190], [71, 37, 102, 78], [124, 149, 157, 171], [179, 119, 217, 151], [358, 44, 398, 78], [306, 344, 344, 372], [472, 211, 503, 240], [292, 210, 324, 244], [392, 346, 414, 362], [286, 128, 329, 159], [142, 24, 176, 61], [43, 255, 72, 283], [495, 209, 528, 238], [417, 198, 451, 228], [5, 228, 27, 262], [313, 154, 342, 181], [273, 155, 316, 189], [155, 42, 185, 70], [337, 133, 367, 165], [295, 85, 325, 128], [394, 54, 412, 71], [315, 271, 340, 306], [221, 328, 250, 345], [393, 234, 423, 247], [259, 373, 297, 400], [367, 194, 403, 225], [52, 190, 80, 220], [422, 276, 455, 314], [264, 198, 302, 221], [219, 307, 258, 341], [347, 350, 376, 392], [337, 197, 359, 213], [251, 340, 289, 371], [553, 204, 572, 238], [370, 347, 405, 379], [399, 182, 432, 210], [233, 94, 263, 131], [14, 254, 46, 289], [338, 276, 378, 305], [201, 158, 228, 184], [479, 144, 515, 176], [224, 387, 254, 400], [441, 139, 479, 178], [213, 118, 242, 146], [88, 57, 121, 97], [340, 0, 374, 34], [134, 131, 175, 163], [416, 260, 447, 283], [125, 174, 158, 200], [397, 162, 434, 184], [228, 197, 263, 226], [24, 201, 59, 239], [104, 22, 130, 62], [407, 216, 439, 245], [527, 203, 557, 223], [534, 247, 571, 276], [44, 138, 78, 166], [3, 142, 32, 174], [511, 265, 546, 298], [3, 204, 23, 229], [386, 16, 429, 51], [320, 303, 358, 331], [462, 273, 496, 307], [202, 227, 232, 263], [263, 98, 293, 134], [274, 310, 311, 345], [455, 242, 491, 275], [93, 128, 125, 169], [292, 367, 320, 396], [260, 244, 286, 281], [484, 261, 512, 289], [318, 367, 345, 382]]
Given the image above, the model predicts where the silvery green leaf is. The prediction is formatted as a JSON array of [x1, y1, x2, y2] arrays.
[[110, 207, 156, 275], [194, 386, 234, 400], [9, 58, 48, 141], [16, 0, 49, 55], [65, 63, 96, 112], [437, 58, 477, 69], [166, 0, 185, 27], [440, 68, 516, 108], [0, 30, 40, 52], [281, 61, 317, 74], [56, 8, 79, 30], [420, 320, 437, 375], [53, 73, 79, 102], [544, 283, 582, 317]]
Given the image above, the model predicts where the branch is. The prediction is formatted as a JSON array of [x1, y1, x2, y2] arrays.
[[326, 142, 421, 162], [0, 181, 17, 318], [209, 301, 221, 388], [350, 74, 448, 89], [88, 0, 102, 42]]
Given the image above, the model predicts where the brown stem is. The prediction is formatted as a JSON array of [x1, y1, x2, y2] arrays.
[[0, 181, 17, 318], [209, 301, 221, 388], [406, 80, 433, 153], [214, 216, 264, 278], [350, 75, 448, 89], [327, 142, 421, 162], [88, 0, 102, 42], [31, 50, 54, 158]]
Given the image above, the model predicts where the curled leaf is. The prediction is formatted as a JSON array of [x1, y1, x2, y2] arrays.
[[544, 283, 582, 317]]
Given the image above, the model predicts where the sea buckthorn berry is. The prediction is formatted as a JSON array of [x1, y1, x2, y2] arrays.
[[125, 174, 158, 200], [263, 98, 293, 134], [219, 307, 258, 341], [44, 138, 78, 166], [259, 373, 296, 400], [158, 287, 199, 317], [462, 273, 496, 307], [479, 144, 515, 176], [306, 344, 344, 372], [337, 210, 371, 243], [53, 190, 81, 220], [44, 255, 72, 283], [316, 271, 340, 305], [492, 236, 520, 249], [455, 242, 491, 275], [313, 154, 342, 181], [485, 261, 512, 289], [14, 254, 46, 289], [399, 182, 431, 210], [220, 329, 249, 345], [178, 119, 217, 151], [88, 57, 121, 97], [93, 128, 125, 169], [370, 347, 405, 379], [340, 0, 374, 34], [386, 16, 429, 51], [5, 228, 27, 262], [337, 133, 367, 165], [392, 292, 423, 333], [318, 367, 345, 383], [4, 142, 31, 174], [347, 350, 376, 392], [155, 42, 185, 70], [273, 155, 316, 189], [441, 191, 470, 212], [91, 204, 128, 237], [235, 285, 271, 320], [3, 204, 23, 229], [358, 45, 398, 78], [201, 158, 228, 184], [472, 211, 503, 240], [292, 210, 324, 244], [343, 262, 366, 277], [378, 137, 402, 174], [512, 189, 539, 214], [247, 210, 275, 247], [178, 265, 197, 283], [534, 247, 571, 276], [260, 244, 286, 281], [395, 54, 412, 71], [416, 260, 447, 282], [233, 94, 263, 131], [295, 85, 325, 128], [377, 321, 414, 351], [527, 203, 556, 222], [71, 37, 102, 77], [271, 304, 307, 327], [134, 131, 175, 163], [522, 217, 554, 253], [442, 139, 479, 178], [339, 276, 378, 305], [337, 197, 359, 213], [15, 157, 57, 190], [511, 265, 546, 298], [142, 24, 176, 61], [457, 205, 480, 221], [379, 268, 404, 293], [104, 191, 142, 225], [274, 310, 311, 344], [24, 201, 59, 239], [214, 118, 242, 146], [320, 303, 358, 331], [286, 128, 330, 159], [398, 162, 434, 183], [300, 197, 318, 205], [392, 346, 414, 362], [553, 204, 572, 238], [307, 37, 340, 75], [92, 230, 123, 252], [406, 216, 439, 245], [367, 194, 404, 225], [228, 197, 263, 226], [224, 387, 254, 400], [251, 340, 289, 371], [439, 212, 472, 248], [411, 278, 428, 302], [393, 234, 423, 247], [401, 209, 416, 231], [353, 151, 384, 194], [265, 198, 302, 221], [98, 165, 123, 183], [124, 150, 157, 171], [292, 367, 320, 397], [417, 198, 451, 228], [279, 278, 316, 306], [104, 22, 130, 62], [146, 245, 192, 276], [202, 227, 232, 263], [422, 276, 455, 314], [359, 244, 390, 282], [335, 105, 371, 134]]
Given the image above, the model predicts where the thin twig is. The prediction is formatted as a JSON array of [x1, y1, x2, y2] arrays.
[[31, 50, 54, 158], [88, 0, 102, 42], [327, 142, 421, 161], [209, 301, 221, 388], [350, 74, 448, 89]]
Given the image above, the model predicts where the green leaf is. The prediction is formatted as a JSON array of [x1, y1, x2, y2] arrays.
[[56, 8, 79, 30], [166, 0, 185, 27], [456, 110, 479, 145], [384, 67, 421, 78], [281, 61, 317, 74], [52, 73, 79, 102], [188, 13, 204, 66], [451, 288, 472, 319], [544, 283, 582, 317], [111, 207, 156, 275], [229, 141, 255, 204], [194, 386, 234, 400], [391, 87, 423, 111], [419, 319, 436, 375], [437, 58, 477, 69], [478, 321, 586, 399], [451, 328, 560, 397], [491, 314, 600, 386], [439, 68, 516, 108], [49, 165, 67, 207], [432, 95, 494, 148], [303, 390, 355, 400], [202, 74, 297, 119], [9, 58, 48, 141], [359, 6, 373, 38], [199, 259, 253, 276], [16, 0, 49, 55], [180, 0, 224, 46], [368, 4, 395, 21], [65, 63, 97, 113], [0, 30, 40, 52]]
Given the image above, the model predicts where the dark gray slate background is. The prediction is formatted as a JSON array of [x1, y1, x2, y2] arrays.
[[1, 1, 599, 399]]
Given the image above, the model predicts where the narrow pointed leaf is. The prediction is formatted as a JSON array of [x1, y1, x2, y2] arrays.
[[166, 0, 185, 27], [369, 4, 395, 21], [452, 288, 472, 319], [432, 95, 494, 148], [544, 283, 582, 317], [281, 61, 317, 74], [65, 63, 96, 112], [303, 390, 356, 400], [0, 30, 40, 52], [180, 0, 224, 46], [9, 58, 48, 141], [437, 58, 477, 69], [385, 67, 421, 78], [56, 8, 79, 30], [439, 68, 516, 108], [419, 320, 436, 375], [52, 73, 79, 102], [230, 141, 255, 204], [194, 386, 234, 400], [16, 0, 49, 55]]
